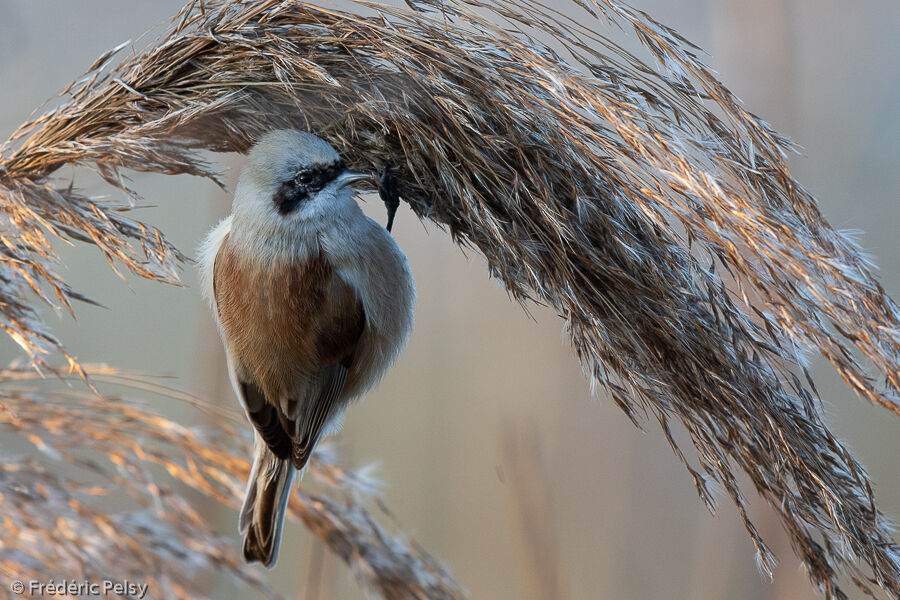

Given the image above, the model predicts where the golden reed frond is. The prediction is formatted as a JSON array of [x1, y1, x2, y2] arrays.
[[0, 0, 899, 597], [0, 365, 464, 599]]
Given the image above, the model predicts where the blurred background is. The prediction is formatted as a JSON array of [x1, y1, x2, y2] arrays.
[[0, 1, 898, 598]]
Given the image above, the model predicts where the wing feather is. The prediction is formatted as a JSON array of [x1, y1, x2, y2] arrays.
[[291, 363, 349, 469]]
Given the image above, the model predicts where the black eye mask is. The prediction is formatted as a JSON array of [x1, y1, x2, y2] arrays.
[[273, 160, 344, 215]]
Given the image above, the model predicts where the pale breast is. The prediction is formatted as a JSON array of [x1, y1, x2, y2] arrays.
[[213, 234, 364, 401]]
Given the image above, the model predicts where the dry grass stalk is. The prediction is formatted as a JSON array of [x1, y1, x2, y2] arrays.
[[0, 0, 898, 597], [0, 365, 464, 600], [500, 419, 566, 600]]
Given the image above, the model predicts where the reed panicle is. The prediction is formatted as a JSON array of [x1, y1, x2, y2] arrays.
[[0, 0, 899, 597], [0, 365, 464, 599]]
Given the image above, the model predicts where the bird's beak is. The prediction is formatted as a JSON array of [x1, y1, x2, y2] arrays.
[[334, 169, 370, 189]]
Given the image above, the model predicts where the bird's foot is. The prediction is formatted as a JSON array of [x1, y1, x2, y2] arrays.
[[378, 168, 400, 232]]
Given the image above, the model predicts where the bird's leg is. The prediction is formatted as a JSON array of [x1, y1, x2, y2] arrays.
[[378, 167, 400, 232]]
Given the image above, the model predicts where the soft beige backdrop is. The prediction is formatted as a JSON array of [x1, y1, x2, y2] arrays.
[[1, 1, 898, 599]]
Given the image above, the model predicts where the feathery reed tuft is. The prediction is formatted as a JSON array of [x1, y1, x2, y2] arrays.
[[0, 365, 464, 599], [1, 0, 899, 597]]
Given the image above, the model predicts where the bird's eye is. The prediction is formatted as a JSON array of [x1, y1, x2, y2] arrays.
[[296, 172, 313, 184]]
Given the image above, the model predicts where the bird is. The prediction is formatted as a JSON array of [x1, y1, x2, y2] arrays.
[[198, 130, 416, 567]]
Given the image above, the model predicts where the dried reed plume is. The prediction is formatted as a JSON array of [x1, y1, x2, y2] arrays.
[[0, 365, 464, 599], [0, 0, 899, 597]]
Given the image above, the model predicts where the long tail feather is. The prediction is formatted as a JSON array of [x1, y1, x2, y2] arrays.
[[240, 436, 295, 568]]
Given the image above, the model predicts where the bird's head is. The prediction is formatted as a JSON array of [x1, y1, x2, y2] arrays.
[[234, 129, 368, 225]]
